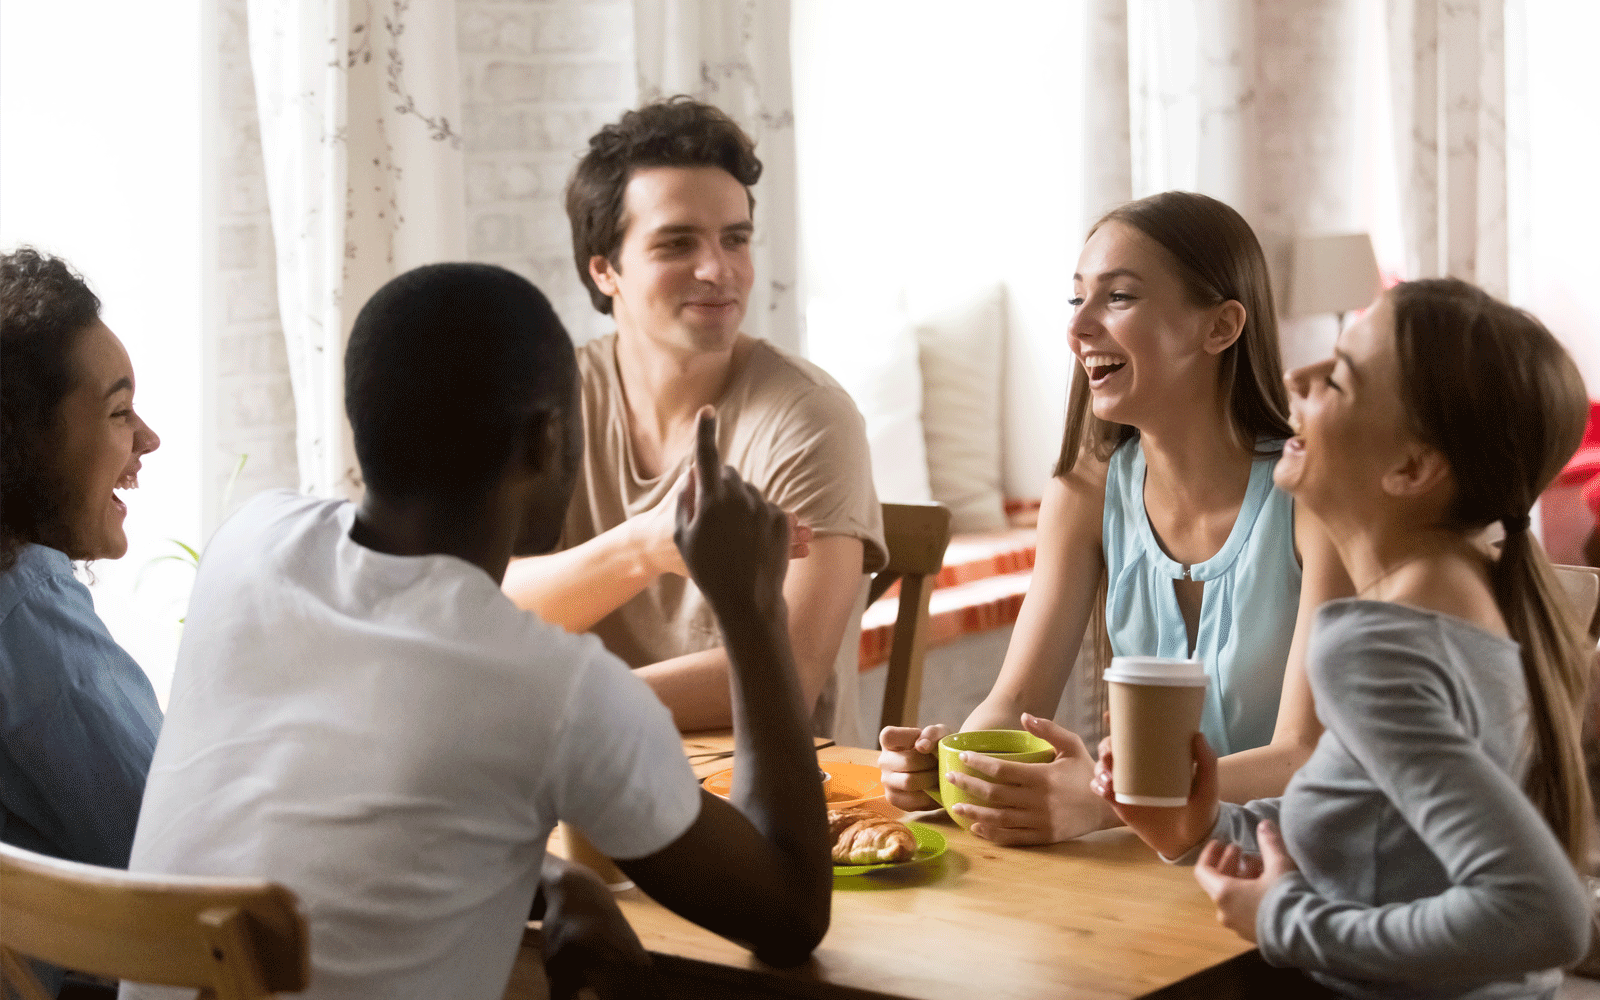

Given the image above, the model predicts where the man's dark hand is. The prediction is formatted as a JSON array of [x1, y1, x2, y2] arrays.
[[674, 406, 790, 611], [540, 855, 659, 1000]]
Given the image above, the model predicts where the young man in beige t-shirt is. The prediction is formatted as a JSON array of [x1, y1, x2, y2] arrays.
[[503, 98, 885, 744]]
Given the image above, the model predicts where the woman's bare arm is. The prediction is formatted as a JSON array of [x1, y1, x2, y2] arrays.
[[1211, 501, 1351, 801], [965, 460, 1109, 730], [878, 459, 1111, 826]]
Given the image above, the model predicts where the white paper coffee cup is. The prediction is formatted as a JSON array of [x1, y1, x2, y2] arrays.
[[1104, 656, 1207, 807]]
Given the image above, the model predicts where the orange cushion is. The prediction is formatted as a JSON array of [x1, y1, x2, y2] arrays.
[[860, 528, 1036, 670]]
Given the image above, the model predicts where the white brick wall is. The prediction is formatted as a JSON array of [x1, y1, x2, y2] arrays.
[[207, 1, 678, 517], [457, 0, 636, 345]]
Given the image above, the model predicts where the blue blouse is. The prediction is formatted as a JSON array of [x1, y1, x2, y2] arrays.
[[0, 543, 162, 868], [1102, 438, 1301, 756]]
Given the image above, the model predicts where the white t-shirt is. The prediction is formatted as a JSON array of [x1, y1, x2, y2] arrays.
[[123, 491, 700, 1000]]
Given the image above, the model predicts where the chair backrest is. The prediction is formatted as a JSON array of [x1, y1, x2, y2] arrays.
[[869, 502, 953, 731], [1553, 563, 1600, 643], [0, 842, 309, 1000]]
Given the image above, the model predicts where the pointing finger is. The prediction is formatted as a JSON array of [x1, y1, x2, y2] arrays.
[[677, 463, 699, 525], [695, 405, 719, 499]]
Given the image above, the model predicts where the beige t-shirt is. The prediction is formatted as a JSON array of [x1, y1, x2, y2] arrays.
[[564, 334, 887, 745]]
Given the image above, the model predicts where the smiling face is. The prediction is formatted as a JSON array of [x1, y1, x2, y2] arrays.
[[50, 321, 160, 561], [1068, 221, 1236, 429], [1277, 297, 1413, 518], [590, 165, 754, 358]]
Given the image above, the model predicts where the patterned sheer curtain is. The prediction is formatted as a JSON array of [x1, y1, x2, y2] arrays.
[[1093, 0, 1395, 364], [1384, 0, 1516, 298], [247, 0, 466, 500], [632, 0, 801, 354], [1125, 0, 1260, 215]]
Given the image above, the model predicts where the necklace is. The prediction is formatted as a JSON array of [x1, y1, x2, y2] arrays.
[[1356, 550, 1431, 600]]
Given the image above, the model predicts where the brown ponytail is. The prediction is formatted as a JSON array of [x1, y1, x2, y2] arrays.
[[1492, 527, 1594, 866], [1392, 278, 1593, 867], [1053, 191, 1290, 477]]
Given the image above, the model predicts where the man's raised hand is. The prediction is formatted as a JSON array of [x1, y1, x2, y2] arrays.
[[635, 468, 810, 582], [674, 406, 791, 611]]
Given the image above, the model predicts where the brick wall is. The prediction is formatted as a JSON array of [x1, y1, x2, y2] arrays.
[[208, 0, 637, 531], [456, 0, 637, 345]]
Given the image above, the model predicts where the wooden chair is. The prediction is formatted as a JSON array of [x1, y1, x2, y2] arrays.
[[868, 502, 953, 730], [1553, 563, 1600, 642], [0, 842, 309, 1000]]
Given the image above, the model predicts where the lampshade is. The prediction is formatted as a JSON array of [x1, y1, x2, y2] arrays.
[[1285, 232, 1382, 318]]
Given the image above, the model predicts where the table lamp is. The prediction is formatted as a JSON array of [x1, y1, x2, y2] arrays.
[[1284, 232, 1383, 329]]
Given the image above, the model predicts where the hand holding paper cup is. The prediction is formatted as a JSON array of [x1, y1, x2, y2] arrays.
[[925, 730, 1053, 830], [1104, 656, 1208, 807]]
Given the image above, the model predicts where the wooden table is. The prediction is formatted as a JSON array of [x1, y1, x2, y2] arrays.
[[519, 732, 1264, 1000]]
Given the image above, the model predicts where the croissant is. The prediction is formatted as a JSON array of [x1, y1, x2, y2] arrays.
[[829, 809, 917, 865], [828, 807, 879, 840]]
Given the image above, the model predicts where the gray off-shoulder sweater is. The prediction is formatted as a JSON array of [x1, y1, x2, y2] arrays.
[[1202, 600, 1591, 1000]]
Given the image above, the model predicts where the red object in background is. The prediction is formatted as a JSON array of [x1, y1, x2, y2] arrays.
[[1543, 401, 1600, 565], [1556, 401, 1600, 521]]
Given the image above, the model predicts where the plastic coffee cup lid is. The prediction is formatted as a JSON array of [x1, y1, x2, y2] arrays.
[[1104, 656, 1206, 686]]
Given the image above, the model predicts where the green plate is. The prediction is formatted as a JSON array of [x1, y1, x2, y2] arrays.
[[832, 822, 947, 877]]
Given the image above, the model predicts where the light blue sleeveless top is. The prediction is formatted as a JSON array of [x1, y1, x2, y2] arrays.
[[1102, 437, 1300, 756]]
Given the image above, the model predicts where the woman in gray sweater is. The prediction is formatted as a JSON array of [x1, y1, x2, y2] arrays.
[[1094, 277, 1593, 999]]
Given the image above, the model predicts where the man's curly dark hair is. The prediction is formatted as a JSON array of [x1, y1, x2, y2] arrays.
[[565, 96, 762, 315], [1, 247, 102, 571]]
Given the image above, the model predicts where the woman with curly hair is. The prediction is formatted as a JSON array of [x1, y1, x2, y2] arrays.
[[1, 247, 162, 871]]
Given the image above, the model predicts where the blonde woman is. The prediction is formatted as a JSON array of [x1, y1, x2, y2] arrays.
[[879, 192, 1352, 845]]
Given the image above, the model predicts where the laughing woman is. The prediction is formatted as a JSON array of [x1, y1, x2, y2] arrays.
[[1097, 278, 1592, 998], [879, 192, 1352, 845], [1, 247, 163, 870]]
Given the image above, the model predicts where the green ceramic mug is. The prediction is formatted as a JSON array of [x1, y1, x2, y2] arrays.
[[928, 729, 1055, 830]]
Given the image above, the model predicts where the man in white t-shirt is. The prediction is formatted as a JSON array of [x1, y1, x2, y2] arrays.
[[502, 98, 885, 743], [124, 264, 831, 1000]]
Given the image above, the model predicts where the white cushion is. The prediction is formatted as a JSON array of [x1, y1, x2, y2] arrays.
[[804, 296, 934, 504], [908, 284, 1008, 533]]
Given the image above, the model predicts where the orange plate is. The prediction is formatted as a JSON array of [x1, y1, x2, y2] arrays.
[[703, 761, 885, 806]]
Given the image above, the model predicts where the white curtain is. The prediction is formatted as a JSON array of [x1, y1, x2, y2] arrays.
[[1082, 0, 1133, 225], [1126, 0, 1259, 215], [1385, 0, 1512, 298], [247, 0, 466, 500], [632, 0, 800, 354]]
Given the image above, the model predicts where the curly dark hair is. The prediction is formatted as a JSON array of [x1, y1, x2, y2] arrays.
[[1, 247, 102, 572], [565, 96, 762, 315]]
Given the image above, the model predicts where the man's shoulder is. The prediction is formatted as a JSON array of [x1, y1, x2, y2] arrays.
[[203, 489, 340, 579], [735, 339, 864, 429], [575, 333, 617, 383], [218, 488, 332, 539], [744, 338, 849, 395]]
